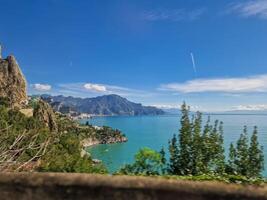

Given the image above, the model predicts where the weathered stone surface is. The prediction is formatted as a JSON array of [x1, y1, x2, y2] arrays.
[[33, 100, 58, 132], [0, 55, 27, 107], [0, 173, 267, 200]]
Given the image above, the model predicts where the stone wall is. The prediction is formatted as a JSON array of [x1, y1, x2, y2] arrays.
[[0, 173, 267, 200]]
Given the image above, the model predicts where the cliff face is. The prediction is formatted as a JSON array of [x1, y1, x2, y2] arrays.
[[0, 55, 27, 107], [33, 100, 58, 132]]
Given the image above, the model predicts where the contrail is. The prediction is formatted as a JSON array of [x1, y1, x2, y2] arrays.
[[190, 52, 197, 74]]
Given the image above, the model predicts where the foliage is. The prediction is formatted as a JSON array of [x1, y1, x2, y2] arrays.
[[235, 126, 250, 176], [0, 103, 107, 173], [38, 133, 107, 173], [167, 103, 227, 176], [166, 103, 264, 178], [177, 102, 192, 175], [168, 134, 180, 174], [226, 126, 264, 178], [118, 102, 265, 182], [191, 111, 204, 175], [118, 147, 165, 175], [248, 126, 264, 177], [226, 143, 237, 174]]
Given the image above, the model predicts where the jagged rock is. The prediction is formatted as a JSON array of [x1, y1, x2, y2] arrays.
[[33, 100, 58, 132], [0, 55, 27, 107]]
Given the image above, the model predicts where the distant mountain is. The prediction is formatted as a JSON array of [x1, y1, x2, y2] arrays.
[[41, 94, 165, 116], [160, 108, 180, 115], [216, 110, 267, 115]]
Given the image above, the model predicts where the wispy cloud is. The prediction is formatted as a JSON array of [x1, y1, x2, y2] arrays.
[[31, 83, 52, 91], [232, 104, 267, 111], [190, 52, 197, 74], [57, 82, 154, 98], [141, 8, 206, 22], [159, 74, 267, 93], [228, 0, 267, 19]]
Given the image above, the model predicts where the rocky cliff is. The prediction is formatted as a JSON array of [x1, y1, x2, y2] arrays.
[[0, 55, 27, 107], [33, 100, 58, 132]]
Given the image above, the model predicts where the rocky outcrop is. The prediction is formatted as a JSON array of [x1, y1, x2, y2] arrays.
[[0, 55, 27, 107], [82, 135, 127, 148], [33, 100, 58, 132]]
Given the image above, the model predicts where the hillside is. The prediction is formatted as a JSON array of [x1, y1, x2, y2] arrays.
[[41, 94, 165, 116], [0, 52, 127, 173]]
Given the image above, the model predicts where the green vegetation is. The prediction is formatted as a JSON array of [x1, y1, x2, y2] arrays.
[[118, 102, 265, 184], [118, 147, 165, 175], [0, 97, 265, 184], [0, 99, 114, 173], [39, 133, 106, 173]]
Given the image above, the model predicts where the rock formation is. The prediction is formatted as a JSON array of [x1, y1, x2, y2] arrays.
[[33, 100, 58, 132], [0, 55, 27, 107]]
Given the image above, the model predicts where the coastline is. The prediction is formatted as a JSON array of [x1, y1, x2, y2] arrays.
[[81, 136, 128, 148]]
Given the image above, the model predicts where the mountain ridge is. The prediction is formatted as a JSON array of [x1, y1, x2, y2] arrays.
[[40, 94, 165, 116]]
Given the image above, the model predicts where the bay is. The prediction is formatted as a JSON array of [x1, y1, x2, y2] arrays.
[[81, 114, 267, 176]]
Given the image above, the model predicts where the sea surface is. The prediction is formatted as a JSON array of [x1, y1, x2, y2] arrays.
[[81, 114, 267, 176]]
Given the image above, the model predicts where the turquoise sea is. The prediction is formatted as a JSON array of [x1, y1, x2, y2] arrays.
[[82, 114, 267, 176]]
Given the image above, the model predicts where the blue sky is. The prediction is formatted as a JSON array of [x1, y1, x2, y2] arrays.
[[1, 0, 267, 111]]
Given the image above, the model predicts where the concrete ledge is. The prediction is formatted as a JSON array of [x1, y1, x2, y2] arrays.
[[0, 173, 267, 200]]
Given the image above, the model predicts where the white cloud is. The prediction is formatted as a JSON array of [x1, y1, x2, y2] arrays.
[[232, 104, 267, 111], [84, 83, 107, 92], [32, 83, 52, 91], [57, 82, 155, 98], [229, 0, 267, 19], [141, 8, 205, 22], [159, 74, 267, 93]]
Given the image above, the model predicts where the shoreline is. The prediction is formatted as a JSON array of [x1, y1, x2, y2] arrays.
[[82, 137, 128, 148]]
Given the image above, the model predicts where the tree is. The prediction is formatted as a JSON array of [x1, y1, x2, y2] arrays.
[[226, 142, 237, 174], [119, 148, 164, 175], [178, 102, 192, 175], [201, 117, 212, 173], [214, 121, 225, 174], [168, 134, 180, 174], [191, 111, 204, 175], [248, 126, 264, 178], [235, 126, 249, 176], [159, 147, 167, 174]]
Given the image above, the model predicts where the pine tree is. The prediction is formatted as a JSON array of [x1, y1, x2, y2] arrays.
[[159, 147, 167, 174], [214, 121, 225, 174], [201, 117, 212, 173], [178, 102, 193, 175], [248, 126, 264, 178], [235, 126, 250, 176], [227, 142, 237, 174], [191, 111, 204, 175], [168, 134, 180, 174]]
